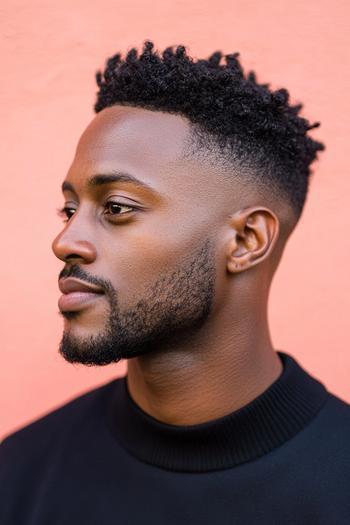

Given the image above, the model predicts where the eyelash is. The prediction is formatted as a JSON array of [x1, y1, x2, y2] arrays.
[[56, 201, 136, 223]]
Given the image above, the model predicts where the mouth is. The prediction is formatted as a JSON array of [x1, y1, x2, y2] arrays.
[[58, 278, 105, 312], [58, 291, 105, 312]]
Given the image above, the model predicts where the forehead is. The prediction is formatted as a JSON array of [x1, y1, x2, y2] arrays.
[[65, 105, 241, 209], [70, 105, 192, 183]]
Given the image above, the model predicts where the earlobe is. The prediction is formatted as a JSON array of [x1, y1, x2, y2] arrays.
[[226, 207, 279, 274]]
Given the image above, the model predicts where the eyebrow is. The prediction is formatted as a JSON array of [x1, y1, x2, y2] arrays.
[[61, 171, 160, 196]]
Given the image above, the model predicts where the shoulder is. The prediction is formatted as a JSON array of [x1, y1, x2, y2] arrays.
[[319, 391, 350, 447], [0, 377, 120, 459], [321, 390, 350, 423], [291, 389, 350, 482]]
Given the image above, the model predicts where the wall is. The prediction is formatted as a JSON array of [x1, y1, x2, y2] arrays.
[[1, 0, 349, 438]]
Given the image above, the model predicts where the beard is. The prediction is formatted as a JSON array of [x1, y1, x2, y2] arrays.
[[58, 238, 216, 366]]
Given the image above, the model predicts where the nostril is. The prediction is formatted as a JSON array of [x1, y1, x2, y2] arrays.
[[66, 254, 83, 260]]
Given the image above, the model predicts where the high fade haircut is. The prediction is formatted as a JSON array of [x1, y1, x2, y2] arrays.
[[93, 40, 325, 223]]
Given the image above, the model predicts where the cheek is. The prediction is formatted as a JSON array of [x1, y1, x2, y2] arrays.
[[123, 231, 183, 282], [99, 204, 214, 300], [105, 225, 197, 299]]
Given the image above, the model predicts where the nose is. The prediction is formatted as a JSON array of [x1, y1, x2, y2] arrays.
[[51, 216, 97, 264]]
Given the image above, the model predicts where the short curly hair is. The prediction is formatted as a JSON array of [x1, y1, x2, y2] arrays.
[[94, 40, 325, 221]]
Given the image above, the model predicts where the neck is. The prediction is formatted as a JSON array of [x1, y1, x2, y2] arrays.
[[126, 301, 283, 426]]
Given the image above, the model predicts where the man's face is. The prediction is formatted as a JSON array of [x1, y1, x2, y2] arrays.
[[52, 105, 225, 365]]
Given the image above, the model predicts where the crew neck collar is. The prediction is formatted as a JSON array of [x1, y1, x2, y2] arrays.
[[106, 351, 329, 472]]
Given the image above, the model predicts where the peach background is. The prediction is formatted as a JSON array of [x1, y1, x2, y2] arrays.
[[1, 0, 349, 439]]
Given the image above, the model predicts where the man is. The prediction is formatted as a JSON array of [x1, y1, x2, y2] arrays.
[[1, 40, 349, 524]]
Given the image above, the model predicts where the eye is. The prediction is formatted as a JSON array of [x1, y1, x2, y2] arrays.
[[56, 206, 75, 223], [103, 201, 136, 218], [56, 201, 136, 223]]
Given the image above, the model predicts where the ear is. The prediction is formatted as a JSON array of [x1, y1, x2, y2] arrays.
[[226, 206, 280, 274]]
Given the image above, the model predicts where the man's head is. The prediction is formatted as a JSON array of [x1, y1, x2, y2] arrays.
[[52, 41, 324, 366]]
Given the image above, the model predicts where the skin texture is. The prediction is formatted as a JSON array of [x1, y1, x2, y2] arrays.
[[52, 104, 291, 426]]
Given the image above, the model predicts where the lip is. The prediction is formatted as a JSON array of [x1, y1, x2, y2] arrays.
[[58, 278, 104, 295], [58, 291, 105, 312], [58, 278, 105, 312]]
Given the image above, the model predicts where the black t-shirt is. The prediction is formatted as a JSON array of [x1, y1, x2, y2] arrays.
[[1, 351, 350, 524]]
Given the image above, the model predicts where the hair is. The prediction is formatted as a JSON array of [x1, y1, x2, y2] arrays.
[[93, 40, 325, 222]]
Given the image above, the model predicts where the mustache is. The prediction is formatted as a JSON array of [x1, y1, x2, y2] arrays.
[[59, 264, 107, 293]]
